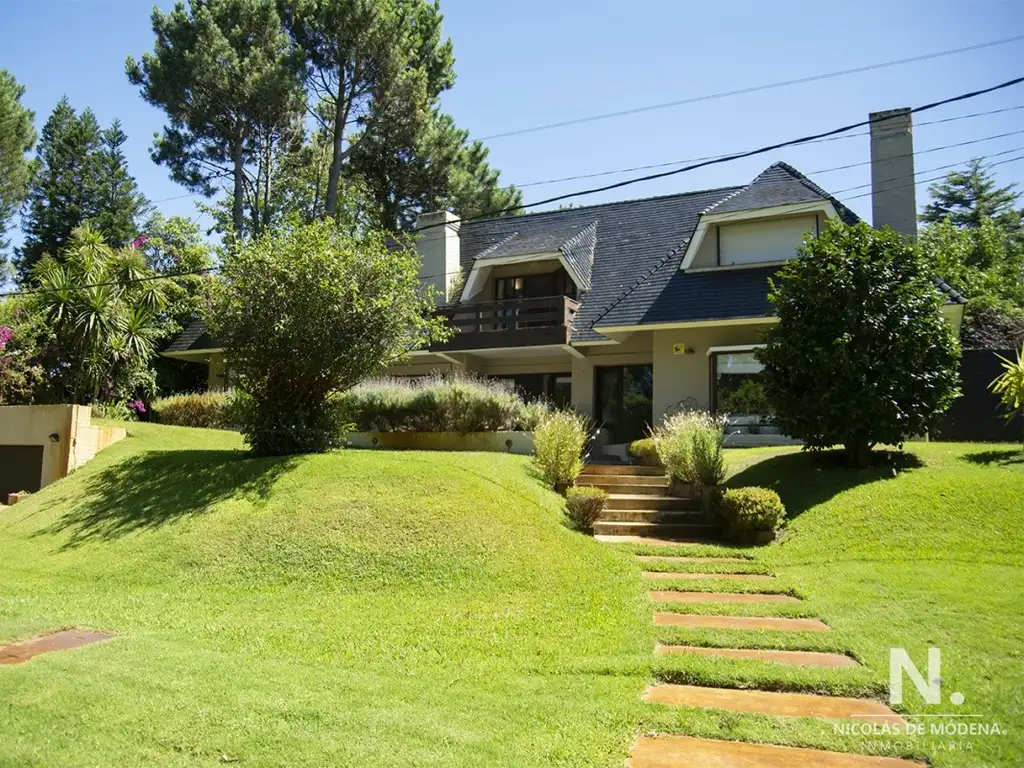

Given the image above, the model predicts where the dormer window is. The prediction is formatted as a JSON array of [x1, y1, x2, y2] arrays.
[[717, 214, 820, 266]]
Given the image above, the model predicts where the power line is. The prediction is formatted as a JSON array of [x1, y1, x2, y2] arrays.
[[5, 77, 1023, 298], [478, 36, 1024, 141], [514, 105, 1024, 189], [415, 75, 1024, 232]]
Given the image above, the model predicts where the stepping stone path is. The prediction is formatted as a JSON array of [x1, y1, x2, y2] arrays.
[[585, 466, 916, 766], [649, 590, 799, 604], [630, 736, 924, 767], [0, 630, 112, 664], [654, 644, 859, 668], [644, 571, 776, 580]]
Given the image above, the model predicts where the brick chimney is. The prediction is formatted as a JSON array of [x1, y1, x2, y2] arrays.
[[414, 210, 461, 305], [869, 108, 917, 239]]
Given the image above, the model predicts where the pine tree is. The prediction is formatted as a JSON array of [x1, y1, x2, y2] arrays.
[[92, 120, 148, 247], [920, 158, 1021, 232], [17, 98, 103, 281], [0, 69, 36, 270]]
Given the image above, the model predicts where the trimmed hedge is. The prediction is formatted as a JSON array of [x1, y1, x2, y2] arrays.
[[720, 486, 786, 542], [627, 437, 661, 466], [335, 375, 550, 434], [151, 390, 237, 429]]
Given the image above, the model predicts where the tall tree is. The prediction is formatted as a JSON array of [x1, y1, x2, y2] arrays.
[[280, 0, 454, 219], [92, 120, 149, 248], [351, 108, 521, 231], [920, 158, 1022, 232], [0, 70, 36, 271], [17, 98, 103, 281], [127, 0, 304, 238]]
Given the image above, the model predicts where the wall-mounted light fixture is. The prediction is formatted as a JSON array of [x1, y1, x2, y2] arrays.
[[48, 433, 60, 443]]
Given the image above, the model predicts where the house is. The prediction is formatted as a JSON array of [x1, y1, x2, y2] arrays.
[[164, 108, 965, 453]]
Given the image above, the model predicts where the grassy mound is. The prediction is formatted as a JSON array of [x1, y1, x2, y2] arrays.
[[0, 423, 651, 767]]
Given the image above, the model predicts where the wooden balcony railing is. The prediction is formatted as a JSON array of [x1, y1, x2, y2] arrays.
[[431, 295, 579, 352]]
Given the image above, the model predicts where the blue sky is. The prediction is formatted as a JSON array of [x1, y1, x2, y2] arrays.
[[2, 0, 1023, 243]]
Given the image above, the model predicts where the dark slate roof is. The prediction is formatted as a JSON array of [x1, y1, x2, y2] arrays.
[[164, 320, 218, 353], [704, 162, 860, 225], [459, 186, 741, 342]]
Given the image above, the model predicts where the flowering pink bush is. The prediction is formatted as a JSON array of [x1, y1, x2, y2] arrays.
[[0, 326, 13, 349], [127, 399, 146, 415]]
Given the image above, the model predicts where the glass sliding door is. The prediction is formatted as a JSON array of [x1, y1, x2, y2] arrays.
[[595, 364, 653, 443]]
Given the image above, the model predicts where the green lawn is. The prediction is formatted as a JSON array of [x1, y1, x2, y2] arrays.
[[0, 423, 653, 767], [645, 442, 1024, 767], [1, 426, 1022, 766]]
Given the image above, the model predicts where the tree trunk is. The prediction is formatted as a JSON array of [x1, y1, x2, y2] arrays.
[[844, 440, 872, 468], [324, 86, 346, 220], [232, 136, 245, 238]]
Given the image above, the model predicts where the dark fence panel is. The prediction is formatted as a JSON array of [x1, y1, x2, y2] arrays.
[[936, 349, 1022, 442]]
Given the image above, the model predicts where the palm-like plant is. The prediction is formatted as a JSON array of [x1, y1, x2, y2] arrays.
[[32, 226, 166, 404], [990, 343, 1024, 449]]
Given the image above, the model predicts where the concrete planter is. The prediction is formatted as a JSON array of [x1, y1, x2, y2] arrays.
[[344, 430, 535, 455]]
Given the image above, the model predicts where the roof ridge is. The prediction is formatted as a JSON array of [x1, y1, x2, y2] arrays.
[[558, 220, 598, 253], [464, 184, 743, 227], [700, 162, 792, 215], [474, 231, 518, 259]]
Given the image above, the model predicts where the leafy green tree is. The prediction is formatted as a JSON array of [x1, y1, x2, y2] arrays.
[[17, 98, 103, 281], [280, 0, 454, 220], [758, 220, 961, 467], [990, 343, 1024, 448], [0, 299, 48, 405], [0, 70, 36, 270], [127, 0, 305, 237], [920, 158, 1021, 232], [92, 120, 150, 247], [352, 108, 521, 231], [31, 226, 168, 404], [209, 218, 449, 455]]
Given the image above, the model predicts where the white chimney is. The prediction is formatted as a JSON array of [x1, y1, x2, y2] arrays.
[[414, 210, 461, 306], [869, 108, 917, 239]]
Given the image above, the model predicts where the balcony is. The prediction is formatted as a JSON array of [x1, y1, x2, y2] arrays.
[[431, 295, 579, 352]]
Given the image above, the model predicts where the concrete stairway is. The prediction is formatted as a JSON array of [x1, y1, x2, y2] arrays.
[[577, 465, 720, 541]]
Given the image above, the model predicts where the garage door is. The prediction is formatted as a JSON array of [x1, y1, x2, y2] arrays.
[[0, 445, 44, 499]]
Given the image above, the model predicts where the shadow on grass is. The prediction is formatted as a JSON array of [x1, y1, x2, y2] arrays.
[[40, 449, 300, 549], [728, 449, 922, 521], [961, 448, 1024, 467]]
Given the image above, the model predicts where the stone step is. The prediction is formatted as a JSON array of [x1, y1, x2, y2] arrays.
[[606, 494, 699, 511], [636, 555, 748, 564], [650, 590, 799, 605], [643, 683, 904, 724], [654, 644, 859, 668], [582, 463, 665, 476], [600, 510, 709, 524], [630, 735, 924, 767], [593, 521, 719, 538], [596, 535, 719, 546], [579, 481, 672, 496], [644, 571, 775, 580], [577, 473, 668, 487], [654, 613, 831, 632]]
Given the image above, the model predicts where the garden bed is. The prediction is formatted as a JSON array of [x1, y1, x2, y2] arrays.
[[345, 430, 534, 454]]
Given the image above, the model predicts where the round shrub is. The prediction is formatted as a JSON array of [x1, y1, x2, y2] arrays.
[[627, 437, 661, 466], [564, 486, 607, 532], [720, 487, 786, 543]]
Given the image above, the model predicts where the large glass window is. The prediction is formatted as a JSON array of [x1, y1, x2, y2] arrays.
[[492, 373, 571, 408], [595, 364, 653, 443], [711, 350, 773, 433]]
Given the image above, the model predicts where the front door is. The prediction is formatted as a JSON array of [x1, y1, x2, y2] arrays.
[[595, 364, 653, 444]]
